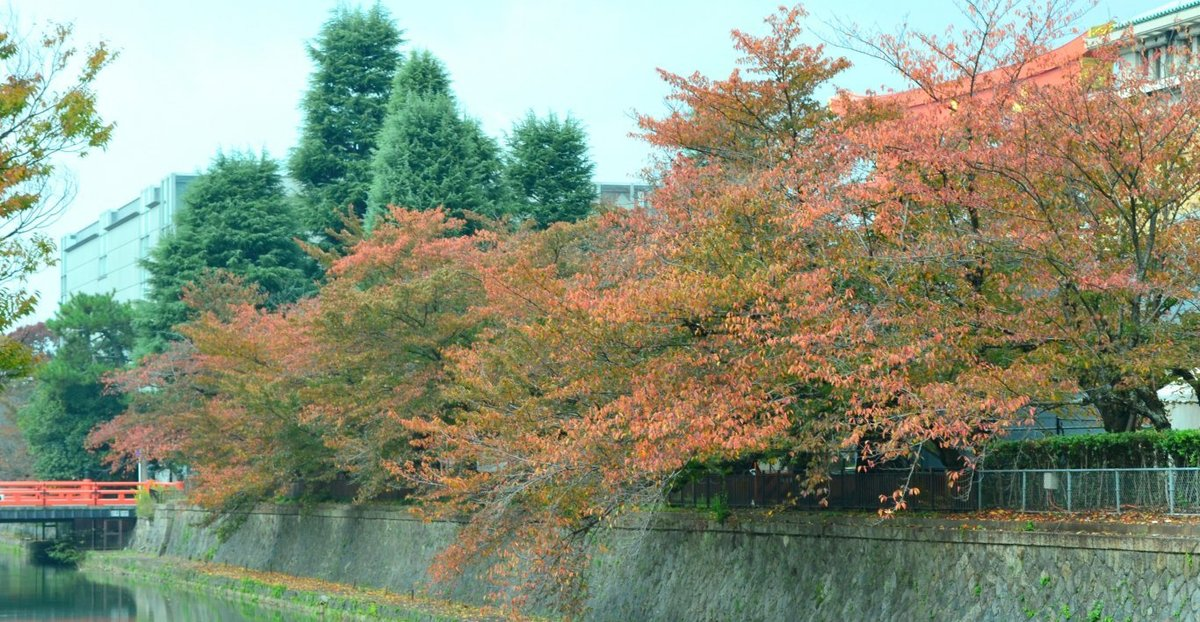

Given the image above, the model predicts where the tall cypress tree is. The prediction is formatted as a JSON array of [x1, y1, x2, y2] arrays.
[[290, 5, 404, 246], [140, 153, 317, 350], [366, 50, 504, 230], [504, 112, 597, 228]]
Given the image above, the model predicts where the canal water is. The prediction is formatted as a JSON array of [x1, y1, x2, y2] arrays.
[[0, 546, 322, 621]]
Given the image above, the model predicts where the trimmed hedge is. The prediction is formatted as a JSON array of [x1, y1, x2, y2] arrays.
[[983, 430, 1200, 470]]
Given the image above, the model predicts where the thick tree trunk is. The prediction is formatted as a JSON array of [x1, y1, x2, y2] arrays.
[[1089, 386, 1171, 433]]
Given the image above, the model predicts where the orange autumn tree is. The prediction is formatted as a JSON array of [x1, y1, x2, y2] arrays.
[[297, 207, 492, 498], [837, 0, 1200, 438], [94, 272, 330, 508], [813, 0, 1095, 467], [399, 6, 868, 608], [95, 209, 493, 508], [991, 58, 1200, 432]]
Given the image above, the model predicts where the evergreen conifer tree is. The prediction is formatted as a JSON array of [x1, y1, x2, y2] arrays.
[[140, 153, 316, 350], [366, 51, 503, 230], [18, 293, 135, 480], [504, 112, 597, 228], [289, 5, 404, 246], [390, 49, 452, 101]]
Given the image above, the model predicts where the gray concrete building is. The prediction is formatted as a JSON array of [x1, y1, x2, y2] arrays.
[[595, 182, 651, 209], [59, 173, 196, 304]]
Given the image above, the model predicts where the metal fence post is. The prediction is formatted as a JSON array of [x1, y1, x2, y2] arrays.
[[1066, 471, 1072, 512], [977, 471, 983, 511], [1021, 471, 1027, 512], [1169, 468, 1177, 515], [1115, 470, 1121, 515]]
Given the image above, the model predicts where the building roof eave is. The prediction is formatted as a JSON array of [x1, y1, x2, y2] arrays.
[[1124, 1, 1200, 28]]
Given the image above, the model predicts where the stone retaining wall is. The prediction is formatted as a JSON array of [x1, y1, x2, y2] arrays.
[[132, 505, 1200, 621]]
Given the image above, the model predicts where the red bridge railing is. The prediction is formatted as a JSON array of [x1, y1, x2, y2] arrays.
[[0, 480, 183, 508]]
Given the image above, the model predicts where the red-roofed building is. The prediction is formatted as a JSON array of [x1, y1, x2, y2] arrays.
[[859, 1, 1200, 114]]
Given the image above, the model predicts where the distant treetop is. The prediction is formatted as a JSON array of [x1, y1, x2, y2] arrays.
[[289, 4, 405, 249]]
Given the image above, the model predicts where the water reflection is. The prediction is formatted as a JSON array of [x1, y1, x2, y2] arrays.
[[123, 584, 304, 622], [0, 546, 135, 620], [0, 547, 322, 621]]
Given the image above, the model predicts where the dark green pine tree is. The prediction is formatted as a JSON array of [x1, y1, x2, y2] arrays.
[[289, 4, 404, 247], [18, 293, 135, 480], [504, 112, 597, 228], [140, 153, 317, 350], [388, 48, 451, 101], [365, 50, 504, 231]]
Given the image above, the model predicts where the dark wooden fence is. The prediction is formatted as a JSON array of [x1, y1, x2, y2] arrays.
[[667, 471, 977, 512]]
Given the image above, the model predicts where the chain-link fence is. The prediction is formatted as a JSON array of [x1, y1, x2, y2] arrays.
[[976, 468, 1200, 515], [668, 468, 1200, 515]]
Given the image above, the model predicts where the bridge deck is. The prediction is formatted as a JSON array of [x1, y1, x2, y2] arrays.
[[0, 480, 182, 523], [0, 506, 137, 522]]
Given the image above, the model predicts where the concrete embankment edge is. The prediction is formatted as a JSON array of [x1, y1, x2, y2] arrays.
[[81, 552, 499, 622], [132, 504, 1200, 621]]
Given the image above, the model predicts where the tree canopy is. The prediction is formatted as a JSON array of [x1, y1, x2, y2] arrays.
[[289, 4, 404, 248], [0, 22, 114, 334], [390, 48, 452, 101], [504, 112, 597, 228], [366, 51, 504, 230], [140, 152, 316, 350], [19, 293, 135, 480]]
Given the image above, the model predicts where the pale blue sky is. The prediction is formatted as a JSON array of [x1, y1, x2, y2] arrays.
[[9, 0, 1154, 321]]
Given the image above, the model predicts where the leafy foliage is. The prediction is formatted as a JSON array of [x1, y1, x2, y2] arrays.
[[91, 1, 1200, 613], [389, 49, 452, 100], [985, 431, 1200, 469], [140, 152, 316, 351], [19, 293, 135, 480], [832, 0, 1200, 434], [366, 51, 504, 230], [8, 322, 54, 360], [299, 208, 489, 497], [96, 273, 327, 508], [503, 112, 597, 228], [0, 378, 34, 479], [99, 211, 488, 506], [42, 537, 83, 567], [0, 22, 114, 334], [289, 5, 404, 248]]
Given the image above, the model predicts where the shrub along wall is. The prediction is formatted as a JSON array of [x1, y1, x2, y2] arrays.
[[984, 430, 1200, 470]]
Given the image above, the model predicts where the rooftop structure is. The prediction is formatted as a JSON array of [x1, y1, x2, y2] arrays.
[[595, 182, 651, 209], [864, 1, 1200, 115]]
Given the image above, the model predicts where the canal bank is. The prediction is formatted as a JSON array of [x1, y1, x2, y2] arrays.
[[132, 503, 1200, 621], [81, 552, 525, 621], [1, 526, 523, 621]]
